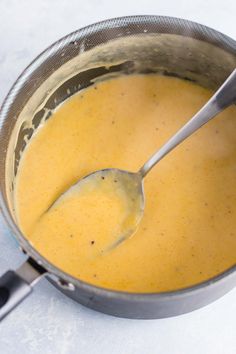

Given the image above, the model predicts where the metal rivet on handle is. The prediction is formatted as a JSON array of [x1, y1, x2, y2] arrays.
[[57, 278, 75, 291]]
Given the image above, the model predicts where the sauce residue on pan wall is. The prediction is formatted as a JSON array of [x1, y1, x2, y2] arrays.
[[15, 75, 236, 292]]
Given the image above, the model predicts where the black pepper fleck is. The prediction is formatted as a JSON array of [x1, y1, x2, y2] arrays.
[[90, 240, 95, 245]]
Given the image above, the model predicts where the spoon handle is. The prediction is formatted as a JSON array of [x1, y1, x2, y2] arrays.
[[139, 69, 236, 178]]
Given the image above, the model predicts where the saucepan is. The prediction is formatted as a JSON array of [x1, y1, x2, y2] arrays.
[[0, 15, 235, 320]]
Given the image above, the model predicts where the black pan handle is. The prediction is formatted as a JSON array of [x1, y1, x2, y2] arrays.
[[0, 258, 46, 321], [0, 271, 32, 320]]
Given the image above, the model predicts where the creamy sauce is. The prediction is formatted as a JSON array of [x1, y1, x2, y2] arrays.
[[15, 75, 236, 292]]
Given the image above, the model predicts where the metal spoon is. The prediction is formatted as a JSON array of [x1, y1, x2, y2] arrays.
[[51, 69, 236, 250]]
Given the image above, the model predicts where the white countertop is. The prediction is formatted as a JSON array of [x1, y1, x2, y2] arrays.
[[0, 1, 235, 353]]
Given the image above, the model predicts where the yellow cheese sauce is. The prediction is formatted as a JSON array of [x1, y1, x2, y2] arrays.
[[15, 75, 236, 292]]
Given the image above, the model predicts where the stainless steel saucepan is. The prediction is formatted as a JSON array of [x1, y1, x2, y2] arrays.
[[0, 15, 235, 320]]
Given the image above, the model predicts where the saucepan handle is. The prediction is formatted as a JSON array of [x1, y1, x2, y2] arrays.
[[0, 270, 32, 320], [0, 258, 46, 321]]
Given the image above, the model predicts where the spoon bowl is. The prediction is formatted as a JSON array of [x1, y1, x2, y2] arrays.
[[50, 168, 145, 251]]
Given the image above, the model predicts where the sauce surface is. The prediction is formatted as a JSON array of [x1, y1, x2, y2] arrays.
[[15, 75, 236, 292]]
